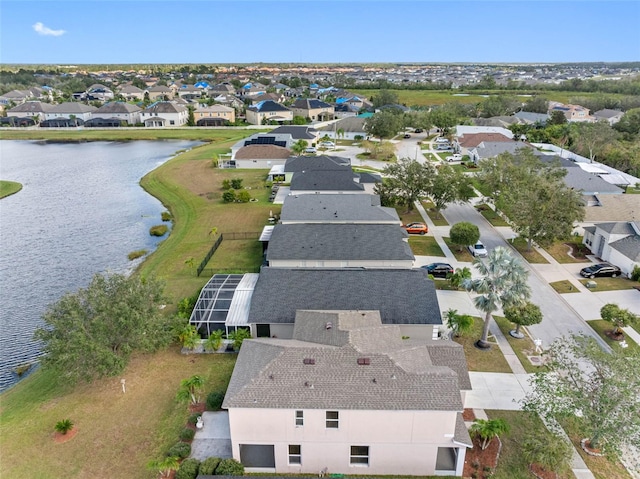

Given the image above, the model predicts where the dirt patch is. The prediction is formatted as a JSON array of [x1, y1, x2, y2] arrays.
[[530, 463, 559, 479], [463, 436, 501, 478], [604, 330, 625, 341], [462, 408, 476, 421], [189, 402, 206, 414], [53, 427, 78, 444]]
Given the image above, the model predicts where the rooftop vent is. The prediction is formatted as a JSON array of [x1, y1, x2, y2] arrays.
[[303, 358, 316, 365], [325, 322, 333, 330], [357, 357, 371, 366]]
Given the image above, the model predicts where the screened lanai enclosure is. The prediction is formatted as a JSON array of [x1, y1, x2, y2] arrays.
[[189, 273, 258, 338]]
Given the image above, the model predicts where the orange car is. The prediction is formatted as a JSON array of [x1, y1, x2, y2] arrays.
[[402, 222, 428, 235]]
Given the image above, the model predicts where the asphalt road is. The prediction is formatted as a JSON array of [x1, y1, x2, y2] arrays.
[[440, 202, 607, 350]]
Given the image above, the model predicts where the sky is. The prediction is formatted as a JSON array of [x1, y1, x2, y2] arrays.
[[1, 0, 639, 64]]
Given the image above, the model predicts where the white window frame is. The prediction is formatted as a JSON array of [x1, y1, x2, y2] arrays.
[[350, 445, 369, 466], [326, 410, 339, 428], [295, 410, 304, 427], [288, 444, 301, 465]]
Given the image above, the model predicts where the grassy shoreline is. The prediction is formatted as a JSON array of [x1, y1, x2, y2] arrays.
[[0, 180, 23, 198]]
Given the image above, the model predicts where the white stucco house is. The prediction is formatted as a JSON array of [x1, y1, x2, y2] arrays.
[[222, 310, 471, 476], [140, 101, 188, 127], [91, 102, 142, 125], [583, 222, 640, 276]]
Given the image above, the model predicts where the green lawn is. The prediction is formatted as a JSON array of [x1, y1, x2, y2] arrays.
[[408, 236, 445, 256], [452, 317, 512, 373], [493, 316, 545, 374], [586, 319, 640, 352], [396, 206, 425, 225], [549, 280, 580, 294], [578, 277, 639, 292], [625, 185, 640, 194], [470, 178, 493, 197], [545, 237, 590, 263], [443, 237, 475, 262], [421, 200, 449, 226], [509, 237, 549, 264], [476, 204, 510, 227], [0, 180, 22, 198]]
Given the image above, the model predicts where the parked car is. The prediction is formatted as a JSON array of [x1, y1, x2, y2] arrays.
[[446, 154, 463, 162], [421, 262, 454, 279], [467, 241, 488, 258], [319, 141, 335, 148], [436, 143, 451, 150], [414, 128, 424, 133], [304, 147, 317, 154], [580, 263, 622, 278], [435, 137, 450, 143], [403, 134, 411, 139], [402, 222, 428, 235]]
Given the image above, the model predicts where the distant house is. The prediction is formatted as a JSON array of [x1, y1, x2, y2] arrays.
[[456, 132, 515, 157], [582, 222, 640, 276], [91, 101, 142, 125], [6, 101, 54, 123], [592, 109, 624, 126], [468, 142, 533, 164], [213, 94, 245, 110], [140, 101, 188, 127], [290, 98, 335, 121], [233, 145, 291, 169], [223, 309, 471, 476], [86, 83, 114, 101], [176, 84, 203, 100], [334, 103, 359, 118], [118, 84, 145, 101], [316, 117, 367, 140], [246, 100, 293, 125], [548, 102, 593, 122], [251, 93, 286, 105], [210, 82, 236, 95], [195, 104, 235, 125], [269, 125, 319, 144], [265, 224, 414, 269], [238, 82, 267, 97], [43, 102, 97, 122], [147, 85, 174, 101], [514, 111, 549, 126]]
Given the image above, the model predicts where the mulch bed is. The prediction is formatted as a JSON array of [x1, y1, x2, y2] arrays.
[[462, 408, 476, 421], [463, 436, 501, 478], [53, 427, 78, 444], [189, 402, 206, 414], [529, 463, 560, 479], [604, 330, 625, 342]]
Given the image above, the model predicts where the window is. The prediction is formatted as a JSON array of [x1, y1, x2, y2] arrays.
[[326, 410, 339, 428], [295, 410, 303, 426], [170, 120, 175, 125], [288, 444, 301, 464], [350, 446, 369, 466]]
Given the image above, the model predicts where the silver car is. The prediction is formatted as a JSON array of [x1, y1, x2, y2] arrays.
[[468, 241, 488, 258]]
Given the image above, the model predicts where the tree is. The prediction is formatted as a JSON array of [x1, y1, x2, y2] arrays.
[[469, 418, 510, 450], [364, 110, 404, 139], [227, 328, 251, 351], [571, 121, 618, 162], [449, 222, 480, 252], [291, 139, 308, 156], [503, 301, 542, 339], [523, 96, 549, 114], [186, 106, 195, 126], [381, 158, 435, 213], [445, 309, 474, 338], [600, 303, 638, 337], [292, 115, 307, 125], [54, 418, 74, 435], [522, 334, 640, 456], [464, 247, 531, 349], [34, 273, 171, 384], [147, 456, 180, 479], [205, 330, 225, 352], [371, 89, 399, 108], [448, 266, 472, 290], [429, 108, 458, 133], [427, 165, 473, 215], [177, 324, 200, 350], [614, 107, 640, 136], [547, 110, 568, 125], [176, 374, 205, 405], [522, 430, 573, 476]]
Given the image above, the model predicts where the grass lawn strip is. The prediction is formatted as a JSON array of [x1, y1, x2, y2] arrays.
[[453, 317, 512, 373], [0, 348, 236, 479], [396, 206, 425, 225], [443, 237, 475, 262], [493, 316, 544, 374], [408, 236, 445, 257], [0, 180, 23, 198], [549, 280, 581, 294], [421, 200, 449, 226], [578, 277, 638, 292], [508, 237, 549, 264], [476, 204, 510, 227], [586, 319, 640, 352]]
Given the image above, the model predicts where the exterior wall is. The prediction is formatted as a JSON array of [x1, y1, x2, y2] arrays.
[[195, 108, 236, 123], [228, 407, 461, 475], [44, 111, 93, 121], [291, 107, 334, 121], [605, 248, 639, 277], [93, 112, 141, 124], [148, 90, 174, 100], [246, 109, 293, 125], [139, 110, 188, 126], [268, 259, 413, 269], [235, 158, 287, 169]]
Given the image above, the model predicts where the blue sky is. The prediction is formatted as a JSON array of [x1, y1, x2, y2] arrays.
[[1, 1, 639, 64]]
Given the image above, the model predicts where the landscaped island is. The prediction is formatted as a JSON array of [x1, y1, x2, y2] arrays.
[[0, 180, 23, 199]]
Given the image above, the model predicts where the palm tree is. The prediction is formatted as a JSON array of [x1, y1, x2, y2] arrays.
[[54, 418, 74, 435], [205, 330, 225, 352], [469, 418, 510, 450], [147, 456, 180, 479], [445, 309, 474, 338], [291, 139, 308, 156], [464, 247, 530, 349], [176, 374, 205, 405], [448, 266, 471, 290]]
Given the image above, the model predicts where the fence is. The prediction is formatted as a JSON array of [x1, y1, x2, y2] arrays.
[[221, 231, 261, 240], [195, 231, 262, 277], [196, 234, 224, 277]]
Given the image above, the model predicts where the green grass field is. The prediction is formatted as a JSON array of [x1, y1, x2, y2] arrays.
[[0, 180, 23, 198], [452, 317, 512, 373]]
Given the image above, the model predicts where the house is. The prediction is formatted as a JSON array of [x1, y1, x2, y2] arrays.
[[536, 154, 624, 195], [118, 84, 145, 101], [269, 125, 319, 145], [86, 83, 114, 101], [468, 142, 533, 164], [210, 82, 236, 95], [222, 309, 471, 476], [43, 102, 97, 122], [290, 170, 374, 195], [514, 111, 549, 126], [6, 101, 54, 123], [265, 224, 414, 269], [246, 268, 443, 340], [333, 103, 359, 118], [231, 133, 296, 161], [316, 117, 367, 140], [140, 101, 188, 127], [213, 94, 245, 111], [147, 85, 174, 101], [246, 101, 293, 125], [592, 109, 624, 126], [582, 194, 640, 222], [91, 101, 142, 125], [290, 98, 335, 122], [176, 84, 203, 100], [582, 222, 640, 276], [251, 93, 286, 105], [239, 82, 267, 97], [195, 104, 236, 125], [548, 102, 593, 122], [233, 145, 291, 169], [279, 194, 401, 225]]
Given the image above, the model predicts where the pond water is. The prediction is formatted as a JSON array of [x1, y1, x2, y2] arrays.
[[0, 139, 202, 391]]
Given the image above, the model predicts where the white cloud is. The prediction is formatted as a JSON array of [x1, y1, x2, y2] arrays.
[[33, 22, 66, 37]]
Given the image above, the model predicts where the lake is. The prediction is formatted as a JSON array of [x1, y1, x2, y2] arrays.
[[0, 139, 202, 391]]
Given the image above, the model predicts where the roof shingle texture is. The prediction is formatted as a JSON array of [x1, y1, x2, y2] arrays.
[[280, 194, 400, 224], [290, 170, 364, 191], [235, 145, 291, 160]]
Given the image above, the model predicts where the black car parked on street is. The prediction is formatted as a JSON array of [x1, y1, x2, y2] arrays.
[[421, 263, 454, 279]]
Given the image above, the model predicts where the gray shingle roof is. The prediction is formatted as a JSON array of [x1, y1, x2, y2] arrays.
[[317, 116, 367, 133], [269, 125, 318, 140], [144, 101, 187, 114], [292, 98, 333, 110], [8, 101, 54, 113], [94, 102, 142, 114], [562, 169, 623, 194], [454, 412, 473, 447], [248, 100, 290, 113], [285, 155, 351, 172], [247, 268, 442, 325], [280, 194, 400, 224], [266, 224, 414, 262], [223, 311, 464, 411], [594, 222, 636, 235], [473, 142, 532, 159], [609, 235, 640, 261], [290, 170, 364, 191], [49, 102, 97, 114]]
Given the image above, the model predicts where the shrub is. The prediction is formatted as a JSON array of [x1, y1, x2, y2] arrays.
[[222, 179, 231, 190], [161, 211, 172, 221], [206, 390, 225, 410], [127, 249, 147, 261], [222, 190, 236, 203], [149, 224, 168, 236], [199, 457, 221, 475], [179, 427, 196, 441], [187, 413, 200, 425], [167, 441, 191, 459], [54, 418, 74, 435], [230, 178, 243, 189], [236, 190, 251, 203], [215, 458, 244, 475], [632, 264, 640, 282], [354, 135, 364, 141], [176, 458, 201, 479]]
